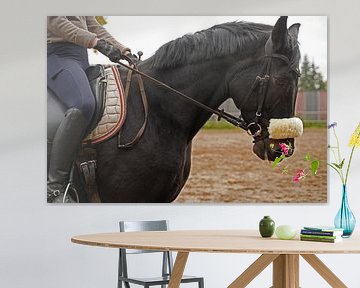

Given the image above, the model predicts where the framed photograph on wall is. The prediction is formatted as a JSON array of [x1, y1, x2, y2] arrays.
[[47, 16, 327, 203]]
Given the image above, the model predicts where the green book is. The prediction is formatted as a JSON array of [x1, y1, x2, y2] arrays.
[[300, 234, 341, 240], [300, 235, 343, 243]]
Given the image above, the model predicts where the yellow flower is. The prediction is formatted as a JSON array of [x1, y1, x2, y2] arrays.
[[349, 122, 360, 147]]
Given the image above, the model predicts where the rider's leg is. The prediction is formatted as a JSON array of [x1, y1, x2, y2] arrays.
[[47, 52, 95, 203], [47, 108, 86, 203], [48, 57, 95, 124]]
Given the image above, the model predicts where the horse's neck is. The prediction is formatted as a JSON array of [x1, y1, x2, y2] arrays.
[[147, 58, 232, 141]]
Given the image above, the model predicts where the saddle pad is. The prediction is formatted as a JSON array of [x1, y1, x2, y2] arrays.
[[84, 66, 126, 144]]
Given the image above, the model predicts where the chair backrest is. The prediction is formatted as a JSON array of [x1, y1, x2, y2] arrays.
[[118, 220, 174, 283], [119, 220, 169, 254], [120, 220, 168, 232]]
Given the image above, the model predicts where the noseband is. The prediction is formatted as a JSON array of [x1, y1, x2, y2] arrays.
[[236, 53, 301, 142]]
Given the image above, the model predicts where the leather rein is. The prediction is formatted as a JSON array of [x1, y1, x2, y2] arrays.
[[117, 52, 300, 148]]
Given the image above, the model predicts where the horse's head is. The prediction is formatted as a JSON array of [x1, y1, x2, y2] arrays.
[[228, 16, 302, 161]]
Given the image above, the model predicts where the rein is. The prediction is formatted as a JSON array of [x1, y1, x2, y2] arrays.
[[117, 58, 246, 129], [116, 51, 299, 147]]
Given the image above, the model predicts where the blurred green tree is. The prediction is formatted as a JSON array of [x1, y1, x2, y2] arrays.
[[299, 54, 327, 91]]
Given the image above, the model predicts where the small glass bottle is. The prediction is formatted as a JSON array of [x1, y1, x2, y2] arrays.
[[259, 216, 275, 238]]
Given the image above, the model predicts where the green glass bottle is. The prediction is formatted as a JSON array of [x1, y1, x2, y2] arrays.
[[259, 216, 275, 237]]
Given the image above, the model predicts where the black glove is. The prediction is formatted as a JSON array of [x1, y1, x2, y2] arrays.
[[94, 39, 122, 63]]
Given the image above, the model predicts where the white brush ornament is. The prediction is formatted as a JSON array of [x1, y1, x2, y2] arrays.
[[268, 117, 303, 139]]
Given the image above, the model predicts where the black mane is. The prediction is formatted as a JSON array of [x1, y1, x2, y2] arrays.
[[148, 21, 273, 69]]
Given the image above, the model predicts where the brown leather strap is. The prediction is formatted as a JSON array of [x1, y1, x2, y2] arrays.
[[124, 68, 133, 102], [76, 147, 101, 203], [118, 65, 148, 148]]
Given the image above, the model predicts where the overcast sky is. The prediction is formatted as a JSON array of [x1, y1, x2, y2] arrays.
[[89, 16, 327, 79]]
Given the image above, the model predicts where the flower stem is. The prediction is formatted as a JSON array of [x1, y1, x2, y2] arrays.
[[330, 148, 339, 165], [333, 127, 342, 163], [332, 127, 345, 184], [327, 163, 344, 181]]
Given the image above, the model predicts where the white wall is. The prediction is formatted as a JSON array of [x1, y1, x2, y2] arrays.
[[1, 1, 360, 287]]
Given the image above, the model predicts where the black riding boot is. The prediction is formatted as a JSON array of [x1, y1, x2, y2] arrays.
[[47, 108, 87, 203]]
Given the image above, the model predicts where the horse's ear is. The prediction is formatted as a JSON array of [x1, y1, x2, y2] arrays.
[[271, 16, 288, 52], [288, 23, 300, 41]]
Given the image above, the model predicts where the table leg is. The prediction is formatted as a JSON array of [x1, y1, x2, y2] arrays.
[[301, 254, 347, 288], [272, 254, 299, 288], [228, 254, 280, 288], [168, 251, 189, 288]]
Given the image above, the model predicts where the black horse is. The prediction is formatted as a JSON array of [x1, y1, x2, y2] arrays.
[[48, 16, 301, 202]]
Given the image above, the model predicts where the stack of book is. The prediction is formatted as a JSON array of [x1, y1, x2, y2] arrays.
[[300, 226, 344, 243]]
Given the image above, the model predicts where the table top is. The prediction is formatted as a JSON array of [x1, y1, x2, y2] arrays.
[[71, 230, 360, 254]]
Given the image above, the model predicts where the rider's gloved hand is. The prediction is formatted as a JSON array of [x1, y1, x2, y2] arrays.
[[94, 39, 122, 63], [122, 52, 139, 66]]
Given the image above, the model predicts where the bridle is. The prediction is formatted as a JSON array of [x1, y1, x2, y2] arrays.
[[116, 45, 300, 147], [236, 51, 301, 142]]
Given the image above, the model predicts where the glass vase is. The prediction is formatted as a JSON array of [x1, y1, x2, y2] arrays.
[[334, 185, 356, 237]]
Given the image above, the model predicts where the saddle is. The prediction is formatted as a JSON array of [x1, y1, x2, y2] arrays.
[[84, 65, 127, 144]]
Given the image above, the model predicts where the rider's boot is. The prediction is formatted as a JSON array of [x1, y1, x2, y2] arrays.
[[47, 108, 87, 203]]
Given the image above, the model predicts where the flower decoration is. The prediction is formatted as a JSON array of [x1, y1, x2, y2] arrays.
[[293, 169, 306, 183], [279, 143, 289, 155], [328, 122, 337, 129], [328, 122, 360, 185], [271, 143, 319, 183], [349, 123, 360, 148]]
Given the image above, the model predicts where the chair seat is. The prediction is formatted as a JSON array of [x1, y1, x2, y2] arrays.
[[119, 274, 203, 286]]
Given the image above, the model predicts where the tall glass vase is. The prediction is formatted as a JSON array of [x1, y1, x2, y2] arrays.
[[334, 185, 356, 237]]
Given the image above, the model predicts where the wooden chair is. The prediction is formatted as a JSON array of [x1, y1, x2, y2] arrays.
[[118, 220, 204, 288]]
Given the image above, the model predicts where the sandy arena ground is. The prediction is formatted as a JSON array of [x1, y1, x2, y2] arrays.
[[176, 128, 327, 203]]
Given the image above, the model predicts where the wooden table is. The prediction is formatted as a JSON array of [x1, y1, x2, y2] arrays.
[[71, 230, 360, 288]]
